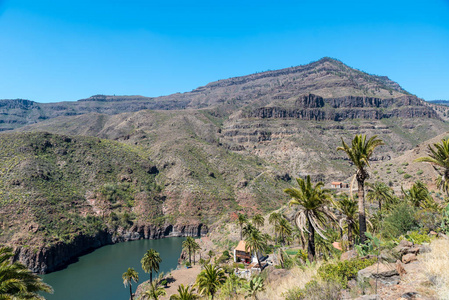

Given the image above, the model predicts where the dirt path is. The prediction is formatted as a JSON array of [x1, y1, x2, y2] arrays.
[[160, 265, 202, 299]]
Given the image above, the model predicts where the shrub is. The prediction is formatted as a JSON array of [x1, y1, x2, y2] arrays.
[[317, 258, 377, 288], [416, 170, 424, 175], [284, 280, 342, 300], [382, 202, 418, 238], [403, 174, 412, 179], [402, 231, 431, 244]]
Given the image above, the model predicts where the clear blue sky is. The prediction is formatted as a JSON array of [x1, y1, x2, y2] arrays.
[[0, 0, 448, 103]]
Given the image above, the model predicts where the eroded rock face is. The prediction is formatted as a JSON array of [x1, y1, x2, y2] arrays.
[[14, 223, 207, 274]]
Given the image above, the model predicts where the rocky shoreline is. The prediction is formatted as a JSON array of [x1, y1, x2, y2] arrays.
[[14, 223, 207, 274]]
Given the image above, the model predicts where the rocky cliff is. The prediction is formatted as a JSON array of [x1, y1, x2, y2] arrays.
[[14, 223, 207, 274], [243, 94, 438, 121]]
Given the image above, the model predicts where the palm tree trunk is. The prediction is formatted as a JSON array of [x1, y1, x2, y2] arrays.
[[357, 179, 367, 244], [348, 222, 353, 248], [193, 250, 196, 265], [307, 218, 315, 262], [129, 284, 133, 300], [188, 247, 192, 265], [150, 272, 153, 284], [240, 225, 243, 240]]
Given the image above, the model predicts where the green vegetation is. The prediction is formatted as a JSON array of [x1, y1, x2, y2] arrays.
[[141, 249, 162, 283], [0, 246, 53, 299], [122, 267, 139, 300], [337, 134, 384, 244], [318, 258, 377, 288]]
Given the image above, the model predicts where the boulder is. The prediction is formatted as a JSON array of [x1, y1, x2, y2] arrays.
[[395, 260, 407, 276], [402, 253, 417, 264], [358, 262, 399, 282], [393, 240, 413, 255], [340, 249, 358, 261]]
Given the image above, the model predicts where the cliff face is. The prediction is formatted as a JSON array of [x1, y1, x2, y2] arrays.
[[243, 94, 438, 121], [14, 223, 207, 274]]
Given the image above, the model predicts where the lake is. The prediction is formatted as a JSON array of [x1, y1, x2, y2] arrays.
[[41, 237, 185, 300]]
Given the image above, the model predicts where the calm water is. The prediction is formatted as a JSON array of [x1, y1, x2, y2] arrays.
[[41, 237, 185, 300]]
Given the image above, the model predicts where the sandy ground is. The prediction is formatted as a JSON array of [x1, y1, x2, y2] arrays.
[[160, 265, 202, 299]]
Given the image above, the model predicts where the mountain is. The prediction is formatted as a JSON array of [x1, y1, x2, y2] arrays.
[[0, 57, 429, 131], [1, 57, 448, 272]]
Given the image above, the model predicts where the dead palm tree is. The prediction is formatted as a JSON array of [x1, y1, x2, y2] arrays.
[[337, 134, 384, 243], [415, 138, 449, 194], [122, 267, 139, 300], [284, 175, 336, 262]]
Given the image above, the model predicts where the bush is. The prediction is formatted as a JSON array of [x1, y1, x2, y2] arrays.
[[402, 231, 431, 244], [317, 258, 377, 288], [284, 280, 342, 300], [382, 202, 418, 238], [417, 170, 424, 175], [403, 174, 412, 179]]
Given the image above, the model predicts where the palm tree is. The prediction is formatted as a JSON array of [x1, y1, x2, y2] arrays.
[[244, 229, 267, 269], [415, 139, 449, 194], [141, 249, 162, 283], [143, 282, 166, 300], [337, 134, 384, 244], [242, 276, 265, 300], [268, 212, 281, 244], [195, 264, 226, 300], [122, 267, 139, 300], [275, 217, 293, 246], [401, 181, 434, 208], [333, 194, 358, 248], [236, 213, 248, 240], [366, 181, 395, 217], [191, 239, 201, 265], [252, 214, 264, 229], [182, 237, 197, 265], [0, 246, 53, 299], [284, 175, 336, 262], [169, 284, 199, 300], [242, 222, 257, 239]]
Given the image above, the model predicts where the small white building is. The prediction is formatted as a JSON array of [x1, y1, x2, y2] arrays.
[[233, 240, 263, 264]]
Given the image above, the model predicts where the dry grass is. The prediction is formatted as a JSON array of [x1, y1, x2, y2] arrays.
[[258, 263, 321, 300], [421, 238, 449, 299]]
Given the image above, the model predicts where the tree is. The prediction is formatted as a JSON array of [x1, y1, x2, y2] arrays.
[[242, 276, 265, 300], [275, 217, 292, 246], [401, 181, 434, 209], [122, 267, 139, 300], [195, 264, 226, 300], [191, 239, 201, 265], [244, 229, 267, 269], [337, 134, 384, 244], [182, 237, 197, 265], [252, 214, 264, 229], [141, 249, 162, 283], [143, 282, 166, 300], [284, 175, 336, 261], [169, 284, 199, 300], [0, 246, 53, 299], [242, 222, 257, 239], [268, 212, 281, 244], [333, 194, 358, 248], [366, 181, 395, 217], [415, 139, 449, 194], [236, 213, 248, 240]]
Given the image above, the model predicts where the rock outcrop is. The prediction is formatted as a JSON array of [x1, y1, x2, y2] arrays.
[[14, 223, 207, 274]]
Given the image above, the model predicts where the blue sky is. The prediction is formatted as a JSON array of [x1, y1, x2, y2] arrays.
[[0, 0, 448, 102]]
